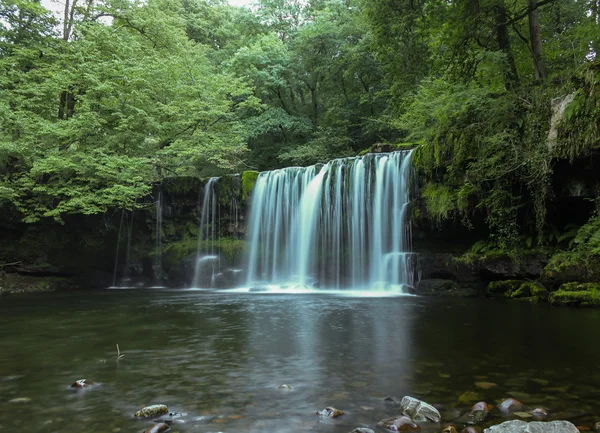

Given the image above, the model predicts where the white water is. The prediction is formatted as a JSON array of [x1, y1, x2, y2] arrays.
[[244, 150, 415, 293], [192, 177, 219, 288]]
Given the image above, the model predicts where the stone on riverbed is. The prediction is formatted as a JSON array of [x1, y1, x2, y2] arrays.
[[316, 407, 344, 418], [455, 409, 488, 425], [135, 405, 169, 418], [277, 384, 292, 390], [378, 416, 420, 431], [472, 402, 491, 411], [483, 420, 579, 433], [350, 428, 375, 433], [399, 396, 441, 422]]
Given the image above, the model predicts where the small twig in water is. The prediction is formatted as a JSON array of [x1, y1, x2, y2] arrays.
[[116, 344, 125, 362]]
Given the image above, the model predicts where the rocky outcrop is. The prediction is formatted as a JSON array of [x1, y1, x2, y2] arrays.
[[548, 282, 600, 306]]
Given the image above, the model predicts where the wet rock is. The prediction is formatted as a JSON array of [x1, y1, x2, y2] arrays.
[[351, 428, 375, 433], [443, 425, 458, 433], [498, 398, 525, 413], [377, 416, 420, 431], [144, 423, 170, 433], [277, 384, 292, 390], [135, 405, 169, 418], [514, 412, 533, 419], [595, 422, 600, 431], [316, 407, 344, 418], [483, 420, 579, 433], [530, 408, 547, 418], [8, 397, 31, 403], [472, 402, 491, 411], [462, 428, 481, 433], [399, 396, 441, 422], [70, 379, 96, 389]]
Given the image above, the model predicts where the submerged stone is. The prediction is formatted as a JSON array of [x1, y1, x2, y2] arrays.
[[135, 405, 169, 418], [459, 392, 482, 404], [316, 407, 344, 418], [399, 395, 441, 422], [462, 428, 481, 433], [351, 428, 375, 433], [443, 425, 458, 433], [378, 416, 420, 432], [277, 384, 292, 390], [455, 410, 488, 425]]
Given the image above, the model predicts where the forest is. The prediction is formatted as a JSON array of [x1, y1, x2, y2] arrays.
[[1, 0, 599, 250]]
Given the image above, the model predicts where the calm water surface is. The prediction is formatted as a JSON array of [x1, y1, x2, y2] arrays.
[[1, 291, 600, 432]]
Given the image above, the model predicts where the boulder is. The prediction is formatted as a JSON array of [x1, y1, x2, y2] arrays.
[[399, 396, 441, 422], [377, 416, 420, 431], [483, 420, 579, 433], [135, 405, 169, 418], [316, 407, 344, 418]]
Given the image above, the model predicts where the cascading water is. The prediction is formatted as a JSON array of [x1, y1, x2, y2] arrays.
[[192, 177, 219, 288], [244, 150, 415, 292]]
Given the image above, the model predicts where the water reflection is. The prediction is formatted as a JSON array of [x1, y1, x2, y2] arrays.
[[0, 292, 600, 433]]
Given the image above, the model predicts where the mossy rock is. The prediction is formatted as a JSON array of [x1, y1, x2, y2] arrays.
[[0, 273, 75, 294], [548, 282, 600, 307], [487, 280, 522, 296], [241, 171, 259, 201], [541, 251, 600, 288]]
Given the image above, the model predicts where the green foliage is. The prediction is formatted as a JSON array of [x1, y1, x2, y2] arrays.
[[241, 171, 259, 200], [421, 182, 455, 225]]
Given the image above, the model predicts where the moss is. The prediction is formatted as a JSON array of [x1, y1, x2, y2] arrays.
[[541, 251, 600, 288], [241, 171, 259, 201], [488, 280, 548, 300], [548, 283, 600, 307], [163, 237, 246, 265], [487, 280, 522, 296]]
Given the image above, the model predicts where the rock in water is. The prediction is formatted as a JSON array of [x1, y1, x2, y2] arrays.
[[144, 423, 170, 433], [277, 384, 292, 390], [70, 379, 96, 389], [443, 426, 458, 433], [316, 407, 344, 418], [498, 398, 525, 413], [351, 428, 375, 433], [135, 405, 169, 418], [462, 428, 481, 433], [472, 402, 491, 411], [400, 396, 441, 422], [483, 420, 579, 433], [378, 416, 420, 432]]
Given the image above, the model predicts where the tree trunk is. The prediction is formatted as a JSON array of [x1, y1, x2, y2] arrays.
[[494, 4, 519, 88], [528, 0, 548, 80]]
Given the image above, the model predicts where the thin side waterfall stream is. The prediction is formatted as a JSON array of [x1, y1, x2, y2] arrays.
[[244, 150, 415, 293]]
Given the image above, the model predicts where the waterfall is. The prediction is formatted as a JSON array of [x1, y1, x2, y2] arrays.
[[154, 189, 163, 282], [244, 150, 415, 292], [192, 177, 219, 288]]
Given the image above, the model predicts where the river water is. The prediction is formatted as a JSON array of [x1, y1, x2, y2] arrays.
[[1, 291, 599, 432]]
